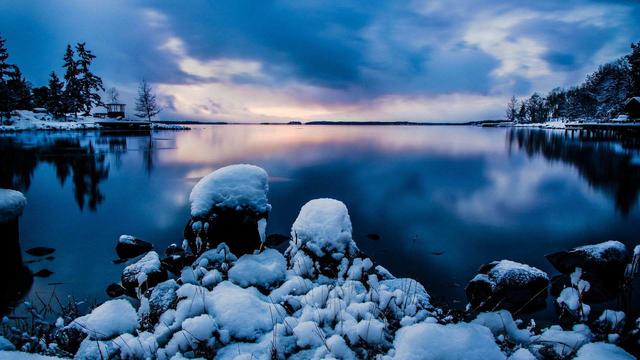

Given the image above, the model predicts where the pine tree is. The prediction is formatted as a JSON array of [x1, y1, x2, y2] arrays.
[[0, 35, 12, 121], [46, 72, 65, 118], [6, 65, 32, 110], [627, 41, 640, 96], [135, 79, 162, 121], [517, 102, 527, 123], [62, 44, 82, 118], [505, 96, 518, 122], [75, 42, 104, 114]]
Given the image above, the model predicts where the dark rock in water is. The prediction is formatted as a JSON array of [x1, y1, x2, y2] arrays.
[[112, 258, 128, 264], [105, 283, 126, 298], [265, 233, 290, 247], [162, 253, 196, 275], [33, 269, 53, 278], [165, 243, 184, 256], [121, 251, 167, 294], [466, 260, 549, 312], [366, 233, 381, 241], [45, 256, 54, 261], [546, 240, 629, 278], [26, 246, 55, 257], [116, 235, 153, 259]]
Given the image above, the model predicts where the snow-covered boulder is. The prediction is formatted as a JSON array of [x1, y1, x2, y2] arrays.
[[530, 325, 591, 358], [546, 240, 629, 276], [466, 260, 549, 312], [285, 199, 360, 279], [121, 251, 167, 293], [115, 234, 153, 259], [574, 342, 635, 360], [393, 322, 505, 359], [228, 248, 286, 288], [68, 299, 138, 340], [184, 164, 271, 256], [0, 189, 26, 223]]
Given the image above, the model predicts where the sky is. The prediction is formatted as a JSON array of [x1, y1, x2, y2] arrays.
[[1, 0, 639, 123]]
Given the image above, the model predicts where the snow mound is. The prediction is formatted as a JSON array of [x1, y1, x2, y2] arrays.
[[0, 351, 62, 359], [574, 342, 634, 360], [0, 189, 26, 223], [206, 281, 284, 340], [228, 249, 286, 288], [69, 299, 137, 340], [189, 164, 270, 217], [472, 310, 532, 344], [291, 198, 356, 255], [393, 322, 505, 360]]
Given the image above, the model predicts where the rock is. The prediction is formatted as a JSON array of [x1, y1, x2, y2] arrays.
[[105, 283, 126, 298], [546, 241, 629, 277], [184, 165, 271, 256], [33, 269, 54, 278], [466, 260, 549, 312], [25, 246, 55, 257], [161, 253, 195, 275], [121, 251, 167, 293], [164, 243, 184, 256], [142, 279, 179, 329], [115, 235, 153, 259], [265, 233, 290, 247]]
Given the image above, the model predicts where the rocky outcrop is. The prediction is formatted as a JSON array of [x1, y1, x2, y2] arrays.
[[115, 235, 153, 259]]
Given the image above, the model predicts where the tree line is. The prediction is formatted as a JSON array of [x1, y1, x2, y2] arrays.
[[0, 35, 162, 123], [506, 41, 640, 123], [0, 35, 104, 121]]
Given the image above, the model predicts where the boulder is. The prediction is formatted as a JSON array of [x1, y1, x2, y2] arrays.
[[115, 235, 153, 259], [183, 165, 271, 256], [121, 251, 167, 293], [466, 260, 549, 312], [546, 240, 629, 277], [105, 283, 126, 298]]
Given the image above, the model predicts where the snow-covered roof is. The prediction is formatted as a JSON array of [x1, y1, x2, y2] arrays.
[[0, 189, 27, 223], [189, 164, 270, 217]]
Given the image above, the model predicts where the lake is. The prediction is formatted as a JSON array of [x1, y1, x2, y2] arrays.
[[1, 125, 639, 317]]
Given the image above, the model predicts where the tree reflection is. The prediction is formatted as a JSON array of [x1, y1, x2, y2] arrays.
[[507, 129, 640, 215]]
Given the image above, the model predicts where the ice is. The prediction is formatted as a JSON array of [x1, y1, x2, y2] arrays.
[[188, 164, 270, 217], [206, 281, 284, 340], [290, 198, 357, 255], [574, 342, 634, 360], [228, 249, 286, 288], [393, 322, 505, 360], [68, 299, 138, 340], [0, 189, 26, 222]]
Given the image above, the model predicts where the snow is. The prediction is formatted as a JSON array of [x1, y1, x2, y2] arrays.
[[597, 309, 625, 331], [575, 240, 627, 261], [0, 111, 100, 132], [0, 337, 15, 351], [508, 348, 536, 360], [290, 198, 357, 255], [206, 281, 284, 340], [228, 249, 287, 288], [118, 235, 137, 245], [574, 342, 634, 360], [188, 164, 270, 217], [485, 260, 548, 286], [122, 251, 162, 286], [531, 326, 590, 357], [0, 189, 27, 223], [0, 352, 62, 359], [393, 322, 505, 360], [472, 310, 532, 344], [68, 299, 138, 340]]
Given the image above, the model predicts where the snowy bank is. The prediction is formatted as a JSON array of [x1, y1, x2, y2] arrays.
[[0, 189, 27, 223]]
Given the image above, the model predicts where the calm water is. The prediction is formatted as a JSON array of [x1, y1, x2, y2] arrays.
[[1, 125, 639, 314]]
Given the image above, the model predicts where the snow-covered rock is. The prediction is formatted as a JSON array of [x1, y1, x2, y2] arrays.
[[115, 235, 153, 259], [0, 189, 26, 223], [68, 299, 138, 340], [393, 322, 505, 360], [546, 240, 629, 276], [184, 165, 271, 256], [228, 249, 286, 288], [530, 325, 591, 357], [466, 260, 549, 312], [574, 342, 635, 360], [472, 310, 532, 344], [121, 251, 167, 292]]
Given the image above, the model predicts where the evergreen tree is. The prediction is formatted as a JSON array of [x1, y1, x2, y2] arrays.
[[135, 79, 162, 121], [0, 35, 12, 121], [46, 72, 65, 118], [628, 41, 640, 96], [545, 87, 567, 120], [505, 96, 518, 122], [6, 65, 32, 110], [62, 44, 82, 117], [517, 101, 527, 123], [31, 86, 49, 108], [75, 42, 104, 114], [526, 93, 548, 123]]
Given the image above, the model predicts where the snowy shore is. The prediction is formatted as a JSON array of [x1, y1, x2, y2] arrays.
[[0, 111, 190, 132], [0, 165, 638, 359]]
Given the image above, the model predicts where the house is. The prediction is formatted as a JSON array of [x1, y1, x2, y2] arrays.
[[624, 97, 640, 120], [105, 103, 126, 119]]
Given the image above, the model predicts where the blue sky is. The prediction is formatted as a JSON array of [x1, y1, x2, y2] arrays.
[[1, 0, 639, 122]]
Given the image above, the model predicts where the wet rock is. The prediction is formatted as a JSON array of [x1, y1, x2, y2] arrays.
[[466, 260, 549, 312], [33, 269, 54, 278], [546, 240, 629, 278], [115, 235, 153, 259], [164, 243, 184, 256], [121, 251, 167, 294], [265, 233, 290, 247], [161, 253, 195, 275], [366, 233, 381, 241], [26, 246, 55, 257], [106, 283, 126, 298], [184, 165, 271, 256]]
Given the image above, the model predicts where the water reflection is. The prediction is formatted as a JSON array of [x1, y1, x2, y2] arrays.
[[507, 129, 640, 215], [0, 125, 638, 318]]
